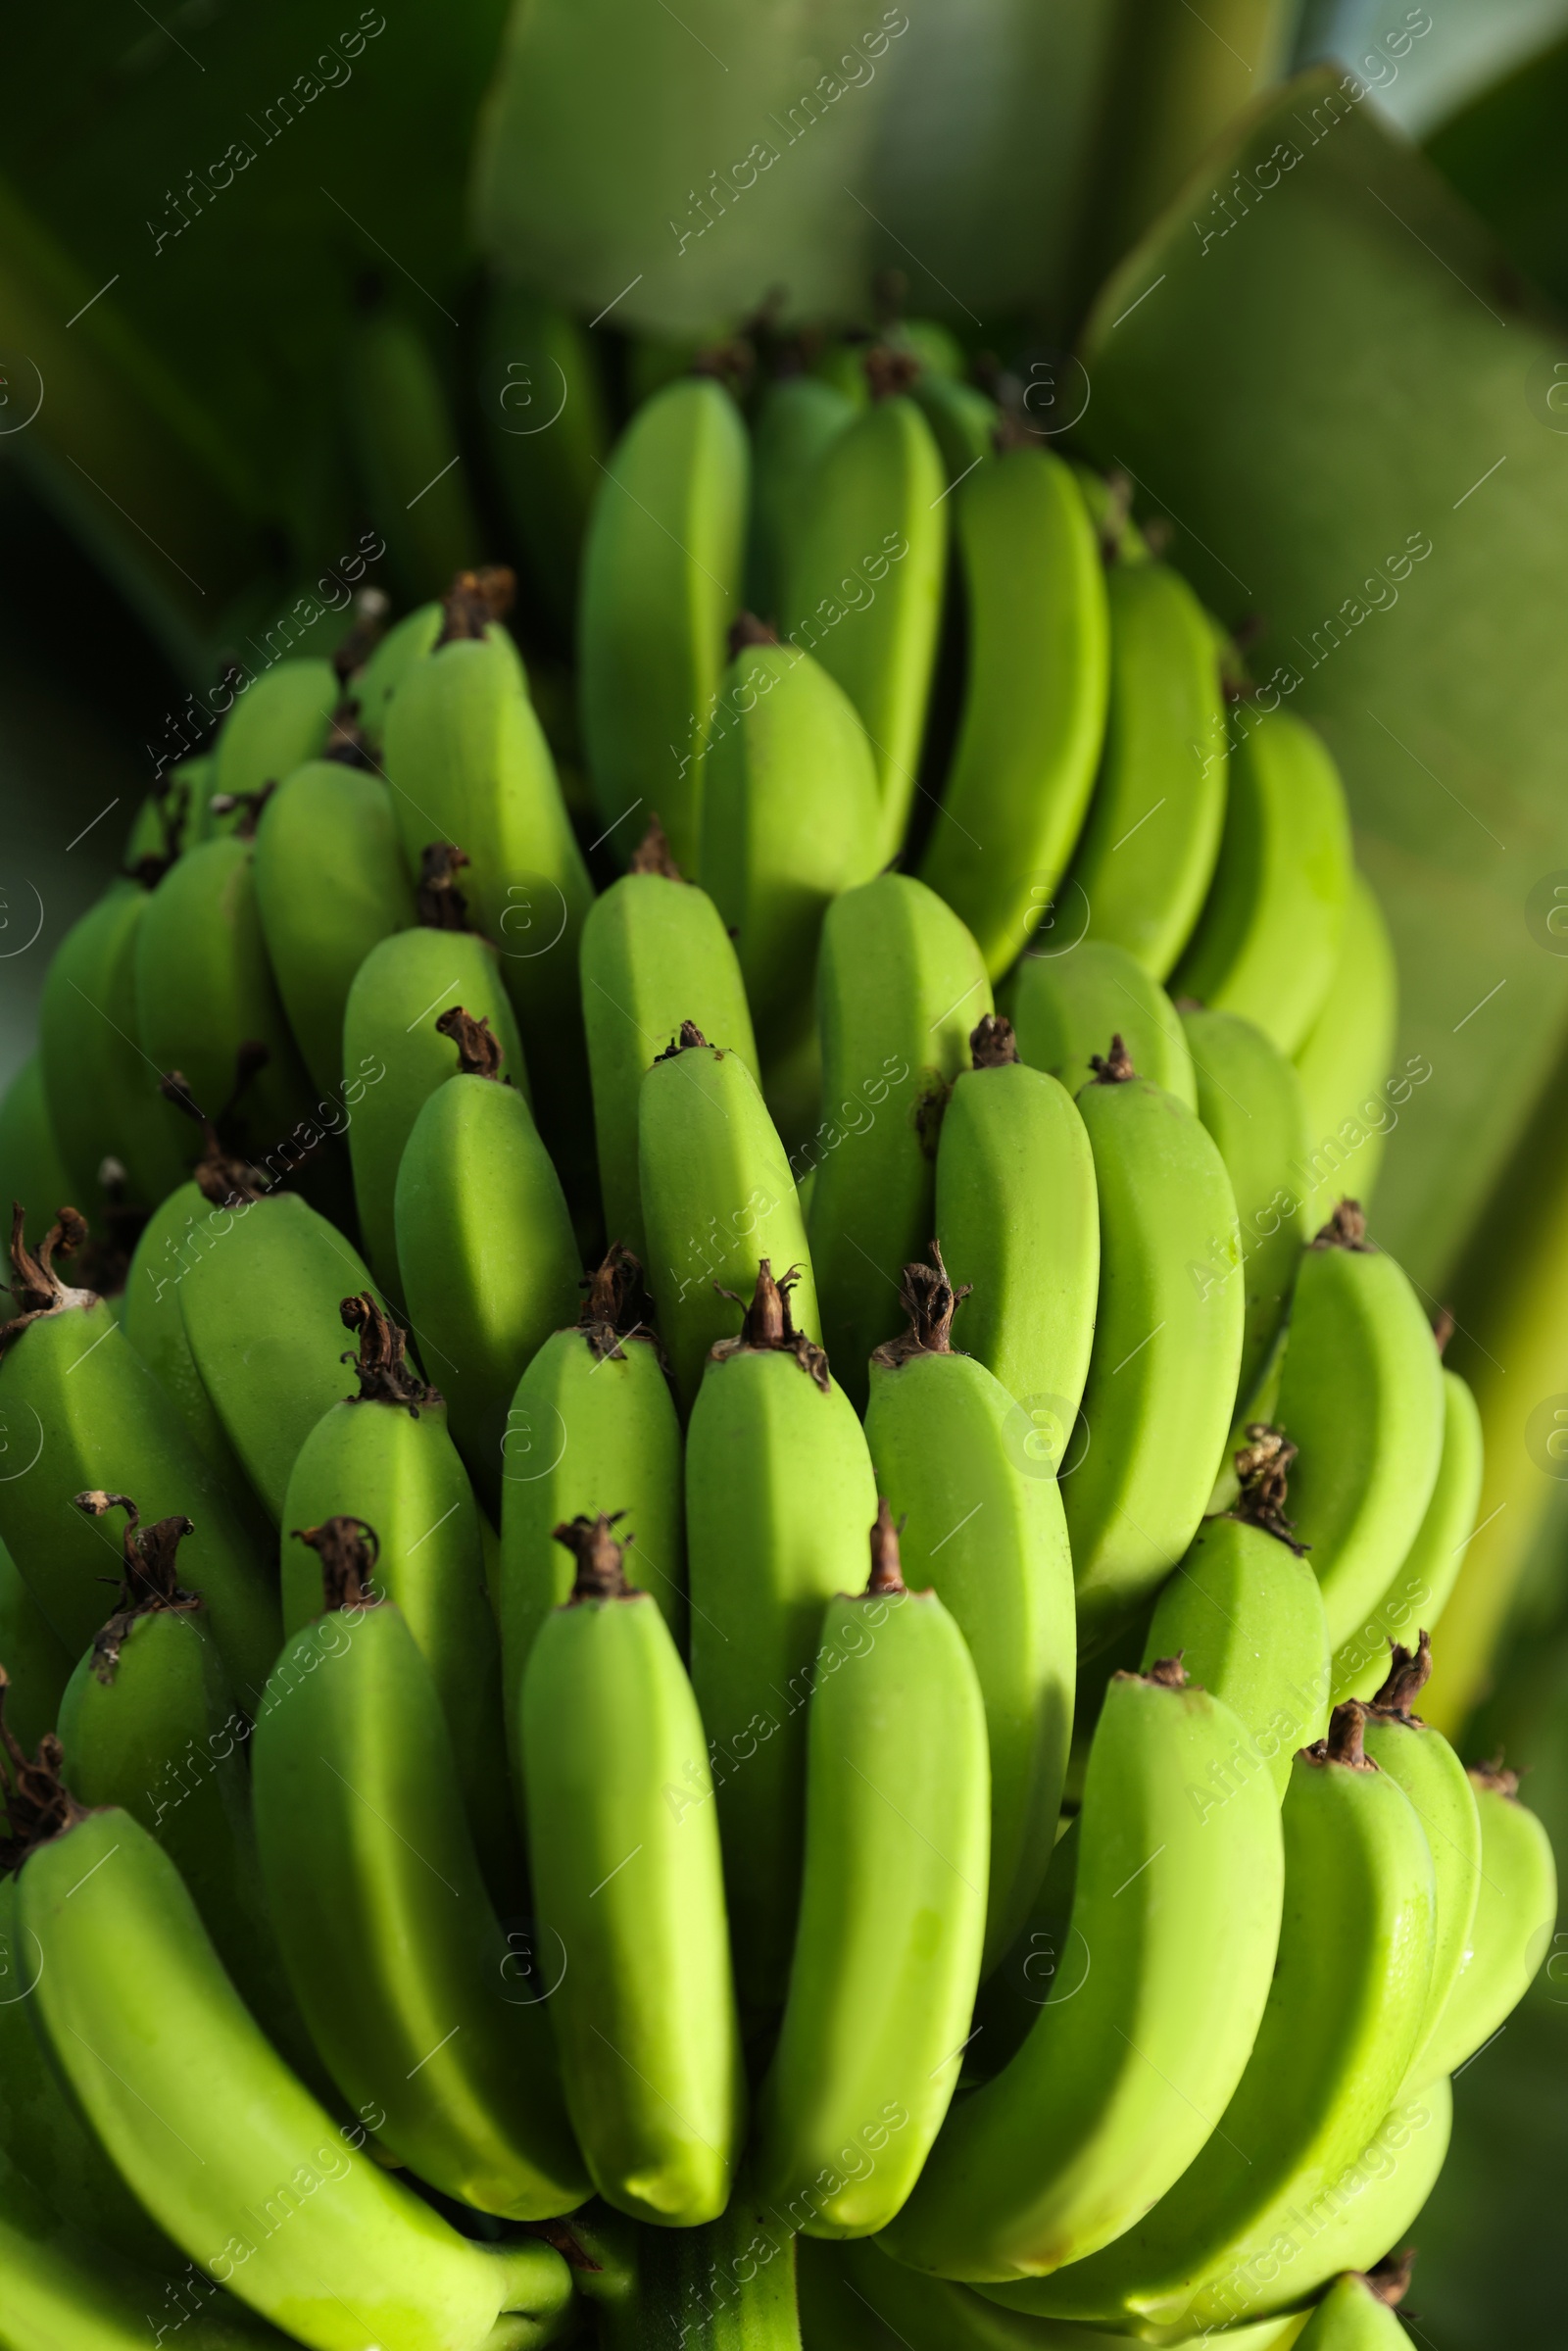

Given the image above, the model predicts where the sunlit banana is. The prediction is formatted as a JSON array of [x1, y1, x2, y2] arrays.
[[206, 656, 337, 837], [1416, 1757, 1557, 2084], [344, 300, 484, 603], [1293, 872, 1398, 1228], [1293, 2262, 1420, 2351], [483, 282, 612, 643], [1010, 939, 1196, 1108], [747, 371, 857, 622]]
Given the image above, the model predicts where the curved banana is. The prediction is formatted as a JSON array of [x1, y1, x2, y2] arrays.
[[865, 1248, 1076, 1972], [252, 758, 416, 1097], [520, 1514, 744, 2225], [639, 1022, 816, 1410], [17, 1797, 572, 2351], [580, 818, 759, 1262], [911, 370, 1000, 489], [350, 601, 446, 754], [484, 283, 612, 644], [395, 1007, 580, 1514], [918, 447, 1108, 978], [0, 1054, 74, 1257], [881, 1658, 1283, 2283], [254, 1517, 586, 2221], [1063, 1039, 1244, 1652], [1274, 1202, 1446, 1652], [0, 1208, 278, 1697], [121, 1171, 263, 1513], [207, 658, 337, 836], [782, 362, 948, 860], [808, 874, 992, 1411], [578, 372, 749, 872], [686, 1261, 877, 2014], [0, 1535, 71, 1749], [747, 372, 857, 622], [1000, 1704, 1436, 2332], [344, 302, 484, 603], [1011, 940, 1196, 1108], [280, 1296, 517, 1898], [753, 1502, 989, 2236], [1293, 2264, 1420, 2351], [1143, 1428, 1331, 1798], [1293, 872, 1398, 1227], [699, 623, 883, 1064], [1417, 1758, 1557, 2084], [1173, 708, 1353, 1056], [1066, 562, 1228, 978], [935, 1014, 1100, 1426]]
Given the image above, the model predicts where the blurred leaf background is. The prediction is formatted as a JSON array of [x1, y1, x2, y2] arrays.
[[5, 3, 1568, 2336]]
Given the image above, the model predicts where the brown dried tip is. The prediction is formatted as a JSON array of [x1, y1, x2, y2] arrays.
[[1312, 1199, 1372, 1251], [1363, 2248, 1415, 2308], [0, 1668, 87, 1870], [74, 1491, 201, 1683], [1369, 1630, 1432, 1721], [1305, 1700, 1376, 1772], [161, 1043, 275, 1205], [655, 1020, 710, 1061], [728, 612, 779, 657], [1470, 1756, 1521, 1800], [436, 1004, 505, 1079], [1089, 1035, 1136, 1084], [293, 1518, 381, 1614], [1229, 1424, 1308, 1554], [629, 815, 683, 880], [1432, 1306, 1454, 1356], [863, 345, 921, 401], [870, 1241, 972, 1368], [437, 566, 516, 645], [556, 1513, 631, 1603], [207, 782, 276, 841], [1144, 1654, 1189, 1690], [417, 843, 473, 931], [1, 1203, 95, 1354], [970, 1013, 1020, 1069], [340, 1293, 438, 1411], [865, 1499, 906, 1595], [691, 337, 755, 393], [710, 1259, 830, 1392], [578, 1245, 652, 1365]]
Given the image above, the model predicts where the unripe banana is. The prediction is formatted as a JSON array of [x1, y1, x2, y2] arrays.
[[1066, 563, 1228, 977], [579, 373, 749, 872], [640, 1023, 817, 1410], [686, 1261, 877, 2014], [1173, 709, 1353, 1055], [344, 301, 484, 604], [484, 281, 612, 641], [500, 1248, 685, 1762], [753, 1503, 988, 2236], [1010, 939, 1196, 1108], [1274, 1202, 1446, 1651], [520, 1515, 745, 2225], [747, 373, 857, 621], [809, 874, 993, 1411], [1000, 1704, 1437, 2332], [343, 916, 528, 1299], [121, 1173, 263, 1513], [865, 1248, 1076, 1971], [395, 1007, 581, 1514], [1143, 1429, 1331, 1797], [919, 448, 1107, 977], [125, 754, 206, 871], [252, 758, 416, 1097], [206, 659, 338, 837], [911, 371, 1000, 487], [783, 366, 947, 861], [882, 1658, 1284, 2283], [18, 1796, 572, 2351], [349, 601, 445, 753], [280, 1296, 518, 1898], [1333, 1362, 1483, 1702], [1293, 872, 1398, 1227], [1417, 1757, 1557, 2083], [1293, 2265, 1419, 2351], [254, 1517, 586, 2221], [935, 1015, 1100, 1426], [580, 819, 759, 1262], [0, 1054, 74, 1255], [1063, 1040, 1245, 1650], [0, 1208, 278, 1696], [0, 1535, 71, 1749]]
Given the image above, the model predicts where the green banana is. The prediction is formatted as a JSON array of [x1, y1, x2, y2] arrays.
[[484, 282, 612, 643], [1416, 1758, 1557, 2083], [639, 1023, 817, 1410], [254, 1516, 586, 2221], [1273, 1202, 1446, 1652], [395, 1007, 581, 1514], [782, 364, 947, 862], [571, 2198, 803, 2351], [580, 818, 759, 1263], [686, 1261, 878, 2015], [280, 1295, 518, 1897], [1066, 563, 1228, 978], [919, 447, 1108, 978], [753, 1502, 989, 2236], [125, 754, 205, 873], [910, 371, 1000, 488], [809, 333, 875, 407], [344, 302, 484, 604], [0, 1054, 74, 1256], [808, 874, 993, 1412], [1010, 940, 1196, 1108], [1293, 2264, 1419, 2351], [935, 1014, 1100, 1426], [0, 1535, 71, 1750], [252, 758, 416, 1097], [38, 881, 194, 1210], [121, 1172, 264, 1513], [1142, 1428, 1331, 1798], [1172, 708, 1353, 1056], [1333, 1363, 1483, 1702], [519, 1514, 744, 2225], [0, 1208, 278, 1698], [864, 1248, 1076, 1972], [349, 601, 445, 754], [1292, 872, 1399, 1226], [578, 373, 749, 872], [500, 1247, 685, 1753], [1063, 1039, 1245, 1651], [343, 914, 528, 1298], [881, 1657, 1283, 2283], [747, 373, 857, 622], [206, 658, 338, 837], [17, 1796, 572, 2351], [1180, 1005, 1311, 1418], [999, 1703, 1436, 2332], [699, 624, 883, 1064]]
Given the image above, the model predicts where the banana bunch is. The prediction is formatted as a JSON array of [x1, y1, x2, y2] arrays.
[[0, 308, 1555, 2351]]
